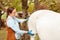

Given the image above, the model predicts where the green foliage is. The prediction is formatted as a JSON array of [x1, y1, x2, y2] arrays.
[[39, 0, 60, 13], [1, 13, 6, 20], [15, 4, 22, 11], [28, 3, 34, 13], [35, 34, 40, 40], [1, 0, 60, 13], [7, 0, 22, 11], [0, 0, 22, 11]]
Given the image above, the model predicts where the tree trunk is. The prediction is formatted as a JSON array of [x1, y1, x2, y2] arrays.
[[21, 0, 30, 40], [0, 10, 2, 30], [34, 0, 48, 11], [34, 0, 39, 11], [0, 15, 1, 30]]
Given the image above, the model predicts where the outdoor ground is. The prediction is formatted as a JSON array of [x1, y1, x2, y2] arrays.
[[0, 28, 7, 40], [0, 28, 39, 40]]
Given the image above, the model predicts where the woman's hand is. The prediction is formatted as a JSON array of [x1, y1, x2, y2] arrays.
[[27, 30, 34, 36], [22, 30, 34, 36]]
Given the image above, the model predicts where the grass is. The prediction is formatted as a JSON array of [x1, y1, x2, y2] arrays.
[[0, 29, 7, 40], [0, 28, 39, 40]]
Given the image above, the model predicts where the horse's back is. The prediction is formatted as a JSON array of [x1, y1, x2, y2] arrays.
[[36, 12, 60, 40]]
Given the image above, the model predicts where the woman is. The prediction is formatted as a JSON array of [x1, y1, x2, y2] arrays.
[[6, 7, 34, 40]]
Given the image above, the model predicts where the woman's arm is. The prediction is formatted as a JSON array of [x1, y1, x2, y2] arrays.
[[14, 17, 27, 23], [7, 19, 28, 35]]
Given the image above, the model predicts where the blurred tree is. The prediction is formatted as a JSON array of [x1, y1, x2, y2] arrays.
[[39, 0, 60, 13], [0, 10, 2, 30], [0, 0, 22, 11], [21, 0, 30, 40], [8, 0, 22, 11], [34, 0, 39, 11], [0, 0, 6, 29]]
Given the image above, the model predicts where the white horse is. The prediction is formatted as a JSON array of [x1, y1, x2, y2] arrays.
[[28, 10, 60, 40]]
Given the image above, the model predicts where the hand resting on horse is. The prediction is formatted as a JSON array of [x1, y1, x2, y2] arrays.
[[28, 30, 34, 36]]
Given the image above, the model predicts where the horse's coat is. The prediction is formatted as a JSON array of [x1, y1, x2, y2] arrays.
[[28, 10, 60, 40]]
